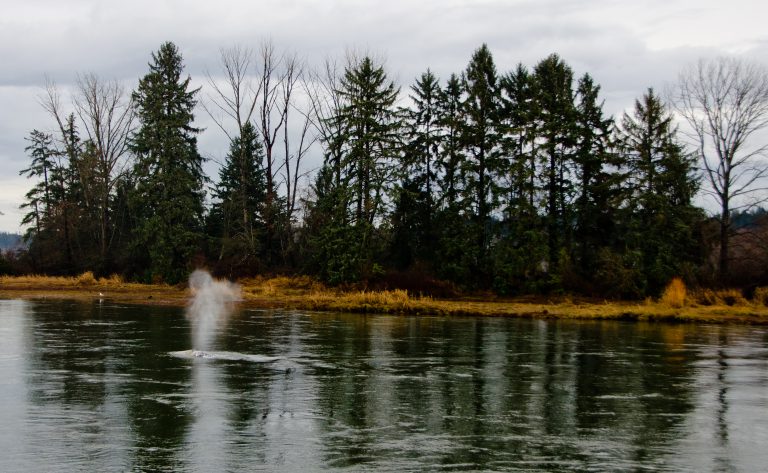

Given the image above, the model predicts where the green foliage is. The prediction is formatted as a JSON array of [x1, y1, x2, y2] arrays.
[[461, 44, 504, 260], [389, 178, 429, 268], [393, 69, 443, 268], [431, 207, 482, 287], [499, 63, 537, 222], [571, 73, 621, 275], [533, 53, 578, 267], [303, 56, 402, 283], [209, 122, 267, 274], [16, 42, 716, 299], [129, 42, 206, 284], [618, 89, 703, 294], [491, 227, 548, 295], [337, 55, 401, 226], [436, 73, 465, 208], [18, 128, 87, 274], [20, 130, 58, 233], [594, 248, 645, 299]]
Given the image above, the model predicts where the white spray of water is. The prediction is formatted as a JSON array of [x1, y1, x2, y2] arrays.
[[186, 269, 241, 351]]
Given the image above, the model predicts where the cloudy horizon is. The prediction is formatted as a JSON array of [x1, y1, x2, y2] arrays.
[[1, 0, 766, 233]]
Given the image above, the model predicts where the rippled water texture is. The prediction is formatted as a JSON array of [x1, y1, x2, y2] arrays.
[[1, 299, 767, 472]]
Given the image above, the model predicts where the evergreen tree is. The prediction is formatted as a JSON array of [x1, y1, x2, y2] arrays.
[[430, 73, 476, 283], [209, 122, 266, 274], [492, 64, 548, 294], [302, 163, 360, 284], [500, 64, 538, 221], [130, 42, 206, 284], [461, 44, 504, 265], [338, 56, 401, 226], [393, 69, 442, 267], [572, 74, 619, 279], [405, 69, 441, 214], [302, 56, 401, 283], [533, 54, 578, 271], [322, 55, 401, 280], [618, 88, 702, 293], [20, 130, 57, 233], [19, 127, 83, 273], [436, 73, 465, 209]]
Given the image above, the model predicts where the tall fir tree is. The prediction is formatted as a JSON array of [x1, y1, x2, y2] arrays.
[[492, 64, 548, 294], [572, 74, 619, 280], [430, 73, 477, 283], [393, 69, 442, 268], [533, 54, 578, 270], [461, 44, 504, 276], [209, 122, 266, 275], [436, 73, 465, 209], [327, 56, 401, 280], [20, 130, 57, 232], [500, 63, 538, 221], [19, 126, 85, 273], [130, 41, 206, 284], [338, 56, 401, 226], [618, 88, 703, 293]]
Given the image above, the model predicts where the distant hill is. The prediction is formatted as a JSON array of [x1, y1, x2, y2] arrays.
[[0, 232, 22, 250], [731, 207, 768, 229]]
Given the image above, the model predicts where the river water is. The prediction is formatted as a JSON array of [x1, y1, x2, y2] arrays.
[[1, 299, 767, 472]]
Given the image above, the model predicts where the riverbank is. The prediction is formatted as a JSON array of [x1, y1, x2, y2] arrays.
[[2, 273, 768, 324]]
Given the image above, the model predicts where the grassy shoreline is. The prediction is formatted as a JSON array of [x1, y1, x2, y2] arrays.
[[2, 273, 768, 325]]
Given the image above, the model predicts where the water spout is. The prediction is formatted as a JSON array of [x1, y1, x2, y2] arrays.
[[186, 269, 241, 351]]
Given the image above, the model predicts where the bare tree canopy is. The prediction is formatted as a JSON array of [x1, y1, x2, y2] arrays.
[[203, 45, 262, 142], [40, 75, 135, 263], [673, 56, 768, 281], [203, 40, 315, 265]]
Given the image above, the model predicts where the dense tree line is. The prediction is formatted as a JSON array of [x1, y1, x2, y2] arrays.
[[14, 42, 768, 296]]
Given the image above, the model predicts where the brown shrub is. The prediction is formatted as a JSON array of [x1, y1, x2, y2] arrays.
[[719, 289, 746, 306], [694, 289, 719, 306], [660, 278, 687, 308], [76, 271, 97, 286], [753, 287, 768, 306]]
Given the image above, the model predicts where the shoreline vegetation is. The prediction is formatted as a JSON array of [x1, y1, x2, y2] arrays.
[[18, 44, 763, 304], [2, 273, 768, 325]]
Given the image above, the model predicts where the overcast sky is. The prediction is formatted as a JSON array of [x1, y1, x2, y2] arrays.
[[1, 0, 767, 233]]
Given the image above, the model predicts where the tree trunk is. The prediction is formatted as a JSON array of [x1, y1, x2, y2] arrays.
[[720, 205, 730, 283]]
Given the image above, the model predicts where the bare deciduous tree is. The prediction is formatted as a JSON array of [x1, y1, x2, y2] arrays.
[[673, 57, 768, 281], [73, 73, 135, 260], [204, 40, 315, 263], [203, 45, 262, 140], [257, 40, 285, 207], [279, 51, 316, 232], [305, 58, 346, 188], [204, 45, 263, 257], [41, 75, 134, 264]]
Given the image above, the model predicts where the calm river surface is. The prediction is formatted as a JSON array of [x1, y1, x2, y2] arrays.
[[1, 299, 768, 472]]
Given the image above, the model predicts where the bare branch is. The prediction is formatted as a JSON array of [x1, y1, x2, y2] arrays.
[[673, 56, 768, 279]]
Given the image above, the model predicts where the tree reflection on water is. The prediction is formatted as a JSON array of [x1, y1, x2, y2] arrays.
[[3, 300, 767, 472]]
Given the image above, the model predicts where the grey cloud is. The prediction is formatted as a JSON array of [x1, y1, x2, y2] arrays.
[[1, 0, 766, 232]]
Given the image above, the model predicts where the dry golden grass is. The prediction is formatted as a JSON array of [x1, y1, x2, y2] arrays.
[[690, 288, 748, 307], [0, 272, 146, 289], [302, 289, 416, 312], [0, 272, 183, 305], [754, 287, 768, 306], [240, 275, 325, 298], [660, 278, 687, 308], [2, 274, 768, 324], [75, 271, 97, 286]]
